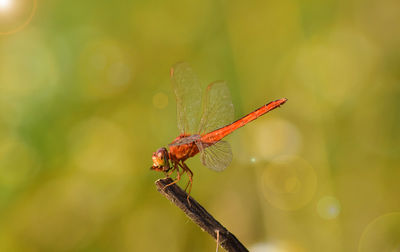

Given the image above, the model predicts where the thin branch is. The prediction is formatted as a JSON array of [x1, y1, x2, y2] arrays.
[[155, 178, 249, 252]]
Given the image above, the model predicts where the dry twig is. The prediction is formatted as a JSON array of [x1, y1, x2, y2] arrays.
[[155, 178, 249, 252]]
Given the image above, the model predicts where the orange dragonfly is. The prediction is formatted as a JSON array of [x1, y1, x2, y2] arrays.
[[151, 63, 287, 199]]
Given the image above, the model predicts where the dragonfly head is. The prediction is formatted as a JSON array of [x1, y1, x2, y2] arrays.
[[151, 147, 170, 173]]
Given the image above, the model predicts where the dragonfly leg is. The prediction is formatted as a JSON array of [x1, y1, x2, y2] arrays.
[[183, 179, 190, 192], [164, 160, 176, 177], [181, 162, 194, 205], [163, 161, 181, 190], [166, 168, 174, 177], [176, 162, 190, 192]]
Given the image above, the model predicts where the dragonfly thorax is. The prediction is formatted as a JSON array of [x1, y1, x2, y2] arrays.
[[168, 134, 201, 162]]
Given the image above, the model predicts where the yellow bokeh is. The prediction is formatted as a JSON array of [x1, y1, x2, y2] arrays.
[[0, 0, 399, 251], [359, 212, 400, 252], [78, 39, 134, 99], [0, 0, 36, 35], [260, 155, 317, 211]]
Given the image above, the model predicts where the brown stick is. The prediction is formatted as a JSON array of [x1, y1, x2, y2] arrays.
[[155, 178, 249, 252]]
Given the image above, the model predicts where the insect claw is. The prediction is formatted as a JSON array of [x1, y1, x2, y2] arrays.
[[216, 230, 220, 252], [186, 195, 192, 207], [162, 183, 174, 191]]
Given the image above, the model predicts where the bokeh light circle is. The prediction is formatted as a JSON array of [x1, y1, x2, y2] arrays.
[[79, 39, 134, 99], [293, 28, 377, 105], [0, 0, 37, 35], [69, 117, 133, 177], [317, 196, 341, 220], [0, 0, 12, 10], [260, 155, 317, 211], [250, 241, 306, 252], [10, 174, 126, 251], [0, 28, 59, 123], [241, 118, 302, 163], [359, 212, 400, 252], [0, 134, 39, 189]]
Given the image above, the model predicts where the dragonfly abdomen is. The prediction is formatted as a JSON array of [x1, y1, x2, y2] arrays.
[[201, 98, 287, 143]]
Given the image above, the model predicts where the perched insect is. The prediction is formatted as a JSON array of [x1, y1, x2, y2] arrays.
[[151, 63, 287, 201]]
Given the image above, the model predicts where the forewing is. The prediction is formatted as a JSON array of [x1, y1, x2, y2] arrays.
[[196, 140, 233, 172], [198, 81, 234, 134], [171, 62, 203, 134]]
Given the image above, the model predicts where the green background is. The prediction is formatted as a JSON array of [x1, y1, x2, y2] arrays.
[[1, 0, 399, 251]]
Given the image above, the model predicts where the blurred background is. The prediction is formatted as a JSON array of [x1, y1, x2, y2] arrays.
[[0, 0, 399, 251]]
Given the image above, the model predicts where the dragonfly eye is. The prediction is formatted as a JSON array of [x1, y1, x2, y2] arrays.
[[151, 147, 170, 172]]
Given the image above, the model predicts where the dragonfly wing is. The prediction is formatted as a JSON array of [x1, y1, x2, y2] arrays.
[[198, 81, 234, 134], [196, 140, 233, 172], [171, 62, 203, 134]]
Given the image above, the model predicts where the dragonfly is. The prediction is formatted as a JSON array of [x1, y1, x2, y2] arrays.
[[151, 63, 287, 201]]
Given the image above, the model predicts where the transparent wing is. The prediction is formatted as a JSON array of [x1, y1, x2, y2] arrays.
[[171, 62, 203, 134], [198, 81, 234, 134], [196, 140, 233, 172]]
